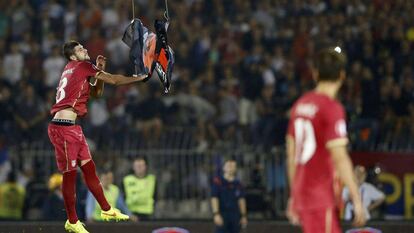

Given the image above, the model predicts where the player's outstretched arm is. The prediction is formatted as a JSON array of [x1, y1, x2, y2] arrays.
[[94, 71, 147, 86], [330, 146, 366, 227]]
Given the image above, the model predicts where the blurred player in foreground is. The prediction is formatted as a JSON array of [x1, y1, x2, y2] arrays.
[[286, 47, 366, 233], [48, 41, 147, 233]]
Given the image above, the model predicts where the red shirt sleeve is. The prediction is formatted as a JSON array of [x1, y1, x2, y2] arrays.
[[76, 61, 99, 78], [323, 102, 348, 148]]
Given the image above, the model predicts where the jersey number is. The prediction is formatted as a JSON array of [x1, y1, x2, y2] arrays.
[[294, 118, 316, 164], [56, 77, 68, 103]]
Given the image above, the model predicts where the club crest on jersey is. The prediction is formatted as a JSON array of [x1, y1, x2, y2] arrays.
[[335, 119, 347, 137], [71, 160, 77, 168]]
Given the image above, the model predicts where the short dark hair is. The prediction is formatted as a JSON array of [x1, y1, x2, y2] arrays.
[[224, 157, 236, 164], [315, 47, 346, 82], [62, 41, 80, 60], [97, 167, 112, 176], [134, 156, 148, 165], [7, 171, 16, 183]]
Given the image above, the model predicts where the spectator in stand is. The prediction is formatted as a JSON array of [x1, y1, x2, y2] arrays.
[[63, 0, 78, 41], [170, 80, 217, 151], [12, 84, 47, 143], [216, 82, 239, 141], [24, 42, 44, 92], [43, 46, 66, 88], [0, 6, 8, 39], [87, 98, 110, 147], [0, 0, 412, 162], [123, 157, 156, 221], [79, 0, 102, 39], [9, 0, 33, 40], [42, 173, 66, 221], [343, 165, 385, 221], [238, 57, 263, 140], [40, 0, 65, 38], [0, 81, 13, 136], [0, 171, 25, 220], [105, 30, 129, 72], [131, 83, 166, 143], [253, 85, 277, 151], [85, 29, 106, 61], [86, 169, 136, 222], [0, 136, 11, 185], [3, 43, 23, 85], [0, 0, 414, 223]]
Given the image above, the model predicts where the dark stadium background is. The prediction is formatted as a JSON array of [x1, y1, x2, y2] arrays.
[[0, 0, 413, 232]]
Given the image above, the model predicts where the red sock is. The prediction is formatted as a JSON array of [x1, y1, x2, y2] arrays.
[[81, 160, 111, 211], [62, 170, 78, 224]]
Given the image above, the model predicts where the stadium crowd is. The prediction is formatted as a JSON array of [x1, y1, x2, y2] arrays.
[[0, 0, 413, 152], [0, 0, 413, 221]]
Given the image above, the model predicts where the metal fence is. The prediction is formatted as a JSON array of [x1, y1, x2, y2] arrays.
[[8, 124, 411, 220], [8, 127, 288, 219]]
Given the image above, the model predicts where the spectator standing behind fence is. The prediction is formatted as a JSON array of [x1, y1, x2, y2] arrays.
[[211, 158, 248, 233], [42, 173, 66, 221], [43, 46, 66, 88], [342, 165, 385, 221], [0, 171, 25, 220], [3, 43, 23, 85], [123, 157, 156, 220], [86, 169, 136, 222]]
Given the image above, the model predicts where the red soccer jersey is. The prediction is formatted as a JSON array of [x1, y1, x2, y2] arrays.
[[287, 91, 348, 211], [50, 61, 99, 117]]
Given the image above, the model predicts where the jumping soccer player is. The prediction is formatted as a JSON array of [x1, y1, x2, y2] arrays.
[[48, 41, 147, 233], [286, 47, 366, 233]]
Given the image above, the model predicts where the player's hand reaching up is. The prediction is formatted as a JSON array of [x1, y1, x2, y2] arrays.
[[352, 200, 367, 227], [286, 197, 300, 226], [96, 55, 107, 70]]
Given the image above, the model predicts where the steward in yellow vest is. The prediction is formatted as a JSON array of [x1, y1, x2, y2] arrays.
[[0, 172, 25, 220], [123, 157, 156, 220], [86, 170, 133, 221]]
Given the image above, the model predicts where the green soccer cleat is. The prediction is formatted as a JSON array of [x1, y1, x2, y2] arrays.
[[64, 220, 89, 233], [101, 207, 130, 222]]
